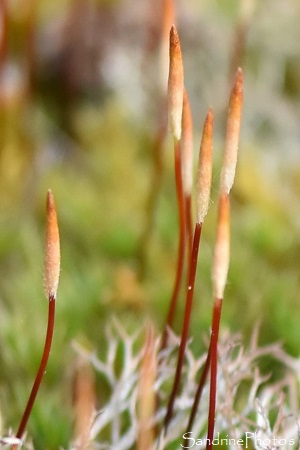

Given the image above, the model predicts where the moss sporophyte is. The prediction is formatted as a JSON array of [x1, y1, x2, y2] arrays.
[[5, 6, 298, 449], [11, 191, 60, 449]]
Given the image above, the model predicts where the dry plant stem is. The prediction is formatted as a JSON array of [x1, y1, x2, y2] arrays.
[[74, 358, 96, 450], [161, 139, 186, 350], [11, 296, 56, 449], [206, 297, 223, 450], [137, 325, 157, 450], [163, 221, 202, 436]]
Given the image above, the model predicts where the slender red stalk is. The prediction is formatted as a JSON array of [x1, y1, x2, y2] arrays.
[[162, 108, 213, 435], [161, 139, 186, 350], [206, 298, 223, 450], [206, 193, 230, 449], [161, 107, 213, 350], [163, 221, 202, 435], [204, 69, 241, 446], [11, 297, 56, 449], [186, 69, 240, 447], [12, 191, 60, 449]]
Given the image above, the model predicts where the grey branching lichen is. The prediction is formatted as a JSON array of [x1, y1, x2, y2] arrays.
[[70, 321, 300, 450]]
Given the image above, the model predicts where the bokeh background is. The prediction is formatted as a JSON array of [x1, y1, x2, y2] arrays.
[[1, 0, 300, 447]]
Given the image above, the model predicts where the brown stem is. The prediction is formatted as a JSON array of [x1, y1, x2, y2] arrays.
[[206, 297, 223, 450], [11, 296, 56, 449], [163, 221, 202, 436], [161, 139, 186, 350]]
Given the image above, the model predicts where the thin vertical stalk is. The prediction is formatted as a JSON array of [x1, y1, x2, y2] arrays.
[[137, 0, 175, 279], [12, 191, 60, 449], [205, 193, 230, 449], [162, 108, 213, 435], [204, 69, 242, 445], [163, 221, 202, 436], [161, 139, 186, 350], [206, 298, 223, 450], [11, 298, 56, 449], [161, 24, 185, 349]]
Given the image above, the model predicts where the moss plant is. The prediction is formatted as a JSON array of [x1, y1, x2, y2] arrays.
[[136, 0, 175, 281], [205, 68, 243, 448], [161, 25, 186, 351], [10, 191, 60, 449], [162, 107, 213, 439], [206, 195, 229, 450], [2, 7, 300, 450]]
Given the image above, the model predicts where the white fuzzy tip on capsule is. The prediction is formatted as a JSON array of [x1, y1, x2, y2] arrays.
[[168, 25, 184, 141], [44, 190, 60, 300], [220, 67, 243, 195], [212, 194, 230, 299], [196, 108, 213, 224]]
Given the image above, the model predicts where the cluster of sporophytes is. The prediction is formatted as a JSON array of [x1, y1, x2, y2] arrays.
[[2, 19, 300, 450]]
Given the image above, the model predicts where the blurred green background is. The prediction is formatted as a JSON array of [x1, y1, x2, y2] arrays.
[[1, 0, 300, 448]]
